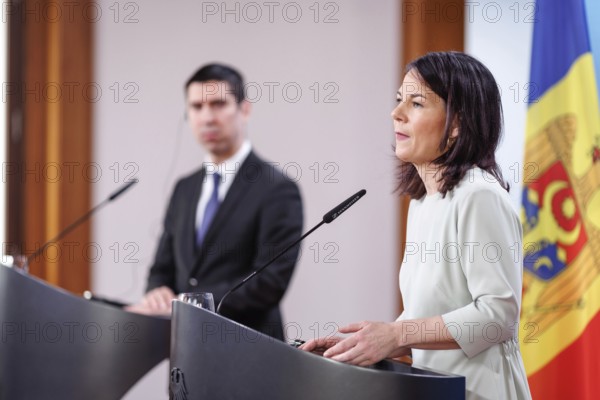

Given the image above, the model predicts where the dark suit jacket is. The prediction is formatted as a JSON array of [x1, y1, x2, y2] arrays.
[[147, 151, 303, 339]]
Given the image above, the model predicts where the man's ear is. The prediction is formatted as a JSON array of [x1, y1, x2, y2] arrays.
[[240, 100, 252, 119]]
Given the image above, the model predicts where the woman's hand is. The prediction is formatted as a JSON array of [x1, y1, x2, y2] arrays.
[[300, 317, 456, 367], [299, 336, 343, 354], [316, 321, 410, 367]]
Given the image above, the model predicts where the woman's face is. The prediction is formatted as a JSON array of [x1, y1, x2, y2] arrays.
[[391, 70, 454, 169]]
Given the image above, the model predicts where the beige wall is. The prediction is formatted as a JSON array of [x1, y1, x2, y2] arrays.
[[93, 1, 400, 398], [465, 0, 533, 209]]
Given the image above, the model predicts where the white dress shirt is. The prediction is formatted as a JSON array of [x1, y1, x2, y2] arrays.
[[195, 141, 252, 233]]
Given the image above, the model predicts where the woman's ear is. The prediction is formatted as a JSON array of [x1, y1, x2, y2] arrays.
[[445, 115, 460, 150], [450, 114, 460, 139]]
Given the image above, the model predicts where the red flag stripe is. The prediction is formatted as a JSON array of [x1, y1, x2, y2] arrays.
[[527, 310, 600, 399]]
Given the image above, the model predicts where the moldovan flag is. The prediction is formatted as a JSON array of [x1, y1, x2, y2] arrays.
[[520, 0, 600, 398]]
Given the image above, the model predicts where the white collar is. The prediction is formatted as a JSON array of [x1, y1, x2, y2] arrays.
[[202, 140, 252, 179]]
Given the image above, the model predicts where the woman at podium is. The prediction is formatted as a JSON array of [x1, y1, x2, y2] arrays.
[[302, 52, 532, 400]]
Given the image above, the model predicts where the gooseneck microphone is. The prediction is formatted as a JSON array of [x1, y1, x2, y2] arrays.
[[216, 189, 367, 315], [322, 189, 367, 223], [23, 179, 139, 272]]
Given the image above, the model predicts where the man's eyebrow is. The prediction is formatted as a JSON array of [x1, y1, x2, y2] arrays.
[[189, 98, 227, 105]]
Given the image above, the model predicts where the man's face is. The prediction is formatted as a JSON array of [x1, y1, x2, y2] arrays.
[[186, 81, 250, 163]]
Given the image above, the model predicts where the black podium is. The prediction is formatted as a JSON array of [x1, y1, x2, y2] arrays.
[[170, 302, 465, 400], [0, 263, 171, 399]]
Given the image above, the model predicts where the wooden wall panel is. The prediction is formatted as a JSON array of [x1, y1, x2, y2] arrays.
[[8, 0, 93, 293]]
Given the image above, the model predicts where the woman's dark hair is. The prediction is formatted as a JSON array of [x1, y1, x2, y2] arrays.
[[396, 51, 509, 199], [185, 63, 245, 103]]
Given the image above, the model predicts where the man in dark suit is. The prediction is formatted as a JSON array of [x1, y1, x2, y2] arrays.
[[131, 64, 303, 340]]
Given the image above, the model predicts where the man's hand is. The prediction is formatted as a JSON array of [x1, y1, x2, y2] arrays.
[[124, 286, 176, 316]]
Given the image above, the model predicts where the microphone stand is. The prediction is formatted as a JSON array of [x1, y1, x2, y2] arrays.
[[216, 189, 366, 314], [22, 179, 139, 273]]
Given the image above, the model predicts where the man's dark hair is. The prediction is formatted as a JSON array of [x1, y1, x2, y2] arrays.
[[396, 51, 509, 199], [185, 63, 245, 103]]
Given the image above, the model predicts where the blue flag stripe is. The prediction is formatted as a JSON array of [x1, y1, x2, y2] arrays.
[[528, 0, 591, 104]]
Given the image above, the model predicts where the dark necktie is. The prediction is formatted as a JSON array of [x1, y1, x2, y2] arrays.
[[197, 173, 221, 246]]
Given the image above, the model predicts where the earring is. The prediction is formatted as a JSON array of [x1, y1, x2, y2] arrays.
[[447, 137, 457, 149]]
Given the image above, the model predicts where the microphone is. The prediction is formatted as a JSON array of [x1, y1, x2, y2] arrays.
[[108, 178, 138, 200], [216, 189, 367, 314], [323, 189, 366, 223], [83, 291, 128, 308], [23, 179, 139, 272]]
